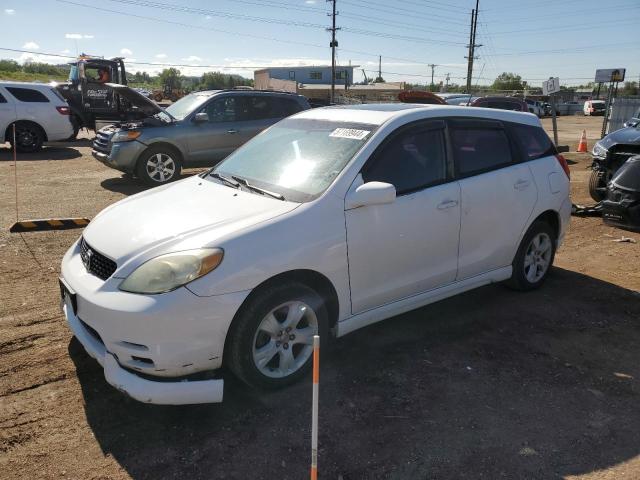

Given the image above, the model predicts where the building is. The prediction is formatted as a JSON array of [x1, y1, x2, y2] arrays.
[[255, 65, 357, 87]]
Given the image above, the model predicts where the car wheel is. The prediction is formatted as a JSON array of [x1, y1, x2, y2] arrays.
[[10, 122, 44, 153], [227, 281, 329, 390], [136, 146, 182, 186], [506, 221, 556, 291], [588, 170, 607, 202]]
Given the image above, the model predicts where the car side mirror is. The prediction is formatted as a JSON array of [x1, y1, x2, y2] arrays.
[[345, 181, 396, 209], [194, 112, 209, 123]]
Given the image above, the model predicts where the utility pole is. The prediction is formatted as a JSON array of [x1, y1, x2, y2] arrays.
[[465, 0, 481, 93], [378, 55, 382, 82], [444, 72, 450, 92], [428, 64, 437, 91], [327, 0, 339, 104]]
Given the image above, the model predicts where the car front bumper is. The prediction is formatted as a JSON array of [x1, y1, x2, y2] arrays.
[[92, 140, 146, 173], [60, 239, 250, 404]]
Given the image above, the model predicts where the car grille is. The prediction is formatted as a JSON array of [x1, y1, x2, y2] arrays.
[[93, 130, 112, 153], [80, 237, 117, 281]]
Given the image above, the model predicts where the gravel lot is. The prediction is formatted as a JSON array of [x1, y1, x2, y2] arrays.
[[1, 115, 639, 479]]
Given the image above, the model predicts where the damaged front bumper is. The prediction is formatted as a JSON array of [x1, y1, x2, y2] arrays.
[[63, 299, 224, 405]]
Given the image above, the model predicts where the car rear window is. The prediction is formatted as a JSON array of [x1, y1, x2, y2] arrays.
[[6, 87, 50, 103], [509, 123, 556, 161], [487, 100, 523, 111], [450, 122, 512, 176]]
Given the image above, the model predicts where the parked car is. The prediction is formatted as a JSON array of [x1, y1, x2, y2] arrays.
[[0, 81, 74, 152], [470, 96, 528, 112], [589, 121, 640, 201], [584, 100, 606, 116], [524, 98, 545, 117], [92, 86, 311, 185], [398, 91, 447, 104], [60, 104, 571, 404]]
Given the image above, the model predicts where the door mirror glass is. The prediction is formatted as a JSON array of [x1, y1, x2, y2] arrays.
[[194, 112, 209, 123], [346, 181, 396, 209]]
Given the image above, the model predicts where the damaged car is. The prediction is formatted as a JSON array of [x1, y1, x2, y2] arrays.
[[92, 84, 310, 185]]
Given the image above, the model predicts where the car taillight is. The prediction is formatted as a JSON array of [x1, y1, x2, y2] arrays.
[[56, 106, 70, 115], [556, 154, 570, 179]]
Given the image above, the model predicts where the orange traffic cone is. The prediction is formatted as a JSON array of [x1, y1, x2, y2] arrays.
[[577, 130, 588, 153]]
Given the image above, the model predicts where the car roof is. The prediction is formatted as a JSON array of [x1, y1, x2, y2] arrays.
[[0, 81, 54, 89], [294, 103, 540, 127]]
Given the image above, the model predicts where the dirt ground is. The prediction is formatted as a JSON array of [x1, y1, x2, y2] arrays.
[[1, 115, 639, 480]]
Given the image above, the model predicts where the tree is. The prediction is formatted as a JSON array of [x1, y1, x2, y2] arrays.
[[159, 68, 182, 90], [492, 72, 525, 91]]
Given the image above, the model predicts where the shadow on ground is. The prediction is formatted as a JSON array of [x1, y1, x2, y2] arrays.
[[100, 170, 206, 196], [70, 268, 640, 479], [0, 144, 84, 161]]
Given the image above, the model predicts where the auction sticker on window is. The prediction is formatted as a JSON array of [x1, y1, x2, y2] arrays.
[[329, 128, 371, 140]]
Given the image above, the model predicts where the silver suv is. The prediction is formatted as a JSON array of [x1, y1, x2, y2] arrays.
[[92, 86, 310, 185]]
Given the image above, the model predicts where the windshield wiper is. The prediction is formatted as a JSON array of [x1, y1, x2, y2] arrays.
[[209, 171, 240, 188], [231, 175, 285, 200]]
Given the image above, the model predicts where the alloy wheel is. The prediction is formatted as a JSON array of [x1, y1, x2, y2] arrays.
[[145, 153, 176, 183], [252, 301, 318, 378], [523, 232, 553, 283]]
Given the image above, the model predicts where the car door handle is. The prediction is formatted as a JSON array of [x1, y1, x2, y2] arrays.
[[437, 199, 459, 210], [514, 179, 531, 190], [227, 129, 238, 134]]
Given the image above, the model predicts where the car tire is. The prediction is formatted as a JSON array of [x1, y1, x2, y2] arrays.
[[226, 281, 329, 390], [506, 220, 556, 291], [588, 169, 607, 202], [9, 121, 44, 153], [136, 146, 182, 186]]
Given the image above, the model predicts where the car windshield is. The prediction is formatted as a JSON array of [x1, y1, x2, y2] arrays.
[[165, 93, 211, 120], [211, 118, 376, 202]]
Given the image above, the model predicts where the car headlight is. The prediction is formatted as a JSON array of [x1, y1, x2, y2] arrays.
[[112, 130, 142, 142], [592, 141, 607, 158], [119, 248, 224, 294]]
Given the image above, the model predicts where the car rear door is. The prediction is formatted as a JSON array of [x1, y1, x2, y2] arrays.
[[0, 88, 17, 138], [345, 120, 461, 314], [451, 119, 537, 280]]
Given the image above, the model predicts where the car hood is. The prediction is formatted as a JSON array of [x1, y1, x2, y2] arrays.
[[600, 126, 640, 149], [82, 176, 299, 274], [105, 83, 164, 117]]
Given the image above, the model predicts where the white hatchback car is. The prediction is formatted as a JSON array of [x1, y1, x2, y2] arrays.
[[0, 81, 74, 152], [60, 104, 571, 404]]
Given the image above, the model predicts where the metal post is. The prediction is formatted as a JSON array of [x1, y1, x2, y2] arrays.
[[310, 335, 320, 480], [551, 93, 559, 146], [601, 81, 615, 138], [328, 0, 338, 104]]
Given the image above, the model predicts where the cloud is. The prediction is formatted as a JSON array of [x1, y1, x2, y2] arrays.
[[305, 0, 316, 4], [4, 9, 15, 15], [120, 48, 133, 56], [65, 33, 94, 39], [155, 53, 167, 59], [61, 49, 70, 54], [182, 55, 202, 62], [204, 15, 211, 20], [22, 41, 40, 50]]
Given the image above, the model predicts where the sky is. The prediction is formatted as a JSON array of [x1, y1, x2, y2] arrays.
[[0, 0, 638, 87]]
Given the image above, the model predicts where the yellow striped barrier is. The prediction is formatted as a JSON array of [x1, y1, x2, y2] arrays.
[[9, 218, 90, 233]]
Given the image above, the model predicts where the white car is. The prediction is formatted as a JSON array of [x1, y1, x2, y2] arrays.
[[583, 100, 606, 116], [524, 99, 545, 117], [0, 81, 74, 152], [60, 104, 571, 404]]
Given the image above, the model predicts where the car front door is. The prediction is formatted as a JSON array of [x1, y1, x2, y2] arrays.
[[345, 121, 461, 314], [450, 119, 537, 280], [186, 96, 246, 164]]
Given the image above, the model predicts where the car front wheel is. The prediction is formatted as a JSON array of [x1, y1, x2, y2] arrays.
[[227, 281, 328, 389], [506, 220, 556, 291], [10, 122, 44, 152], [136, 146, 181, 186]]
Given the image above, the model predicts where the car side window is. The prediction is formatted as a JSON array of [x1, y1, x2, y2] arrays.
[[509, 123, 556, 161], [450, 122, 512, 176], [242, 96, 276, 120], [276, 98, 305, 117], [6, 87, 49, 103], [202, 97, 236, 122], [0, 92, 6, 103], [363, 123, 447, 195]]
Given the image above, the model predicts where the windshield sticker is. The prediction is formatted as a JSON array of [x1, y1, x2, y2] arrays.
[[329, 128, 370, 140]]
